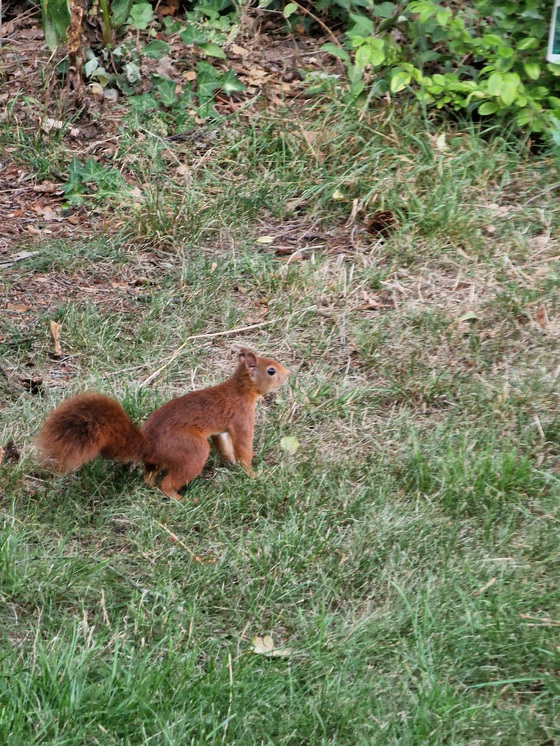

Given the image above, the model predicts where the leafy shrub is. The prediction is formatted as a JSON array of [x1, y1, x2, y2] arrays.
[[320, 1, 560, 138]]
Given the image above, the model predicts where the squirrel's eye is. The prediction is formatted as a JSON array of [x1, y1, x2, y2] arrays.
[[267, 367, 276, 376]]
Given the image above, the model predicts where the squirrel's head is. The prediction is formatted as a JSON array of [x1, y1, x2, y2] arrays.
[[237, 348, 290, 395]]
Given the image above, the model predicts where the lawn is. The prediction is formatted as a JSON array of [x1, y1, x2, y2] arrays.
[[1, 86, 560, 743]]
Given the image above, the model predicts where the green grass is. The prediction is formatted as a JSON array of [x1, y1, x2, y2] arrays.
[[1, 99, 560, 744]]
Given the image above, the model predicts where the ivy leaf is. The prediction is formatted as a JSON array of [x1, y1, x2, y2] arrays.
[[152, 75, 178, 106], [143, 40, 170, 59], [179, 23, 207, 45], [198, 43, 226, 60], [219, 69, 245, 95], [125, 61, 141, 84], [371, 2, 396, 19], [112, 0, 133, 28], [128, 2, 153, 30], [80, 158, 108, 182], [196, 61, 219, 112]]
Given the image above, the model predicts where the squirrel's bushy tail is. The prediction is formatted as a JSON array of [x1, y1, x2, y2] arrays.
[[37, 393, 149, 471]]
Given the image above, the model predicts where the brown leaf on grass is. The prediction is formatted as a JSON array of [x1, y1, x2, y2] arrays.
[[32, 182, 61, 194], [193, 554, 218, 564], [1, 441, 21, 463], [366, 210, 398, 237], [534, 307, 548, 328], [7, 302, 31, 312], [245, 301, 268, 325], [359, 291, 393, 310], [41, 118, 64, 135], [458, 310, 478, 322], [252, 635, 292, 657], [280, 436, 299, 454], [50, 320, 62, 356], [20, 377, 43, 395]]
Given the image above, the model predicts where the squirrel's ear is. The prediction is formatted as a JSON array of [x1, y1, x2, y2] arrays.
[[239, 348, 257, 368]]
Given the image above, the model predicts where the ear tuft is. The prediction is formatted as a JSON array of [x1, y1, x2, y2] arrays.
[[239, 348, 257, 368]]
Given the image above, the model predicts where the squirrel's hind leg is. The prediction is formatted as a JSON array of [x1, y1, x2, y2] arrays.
[[159, 433, 210, 501], [211, 433, 236, 465]]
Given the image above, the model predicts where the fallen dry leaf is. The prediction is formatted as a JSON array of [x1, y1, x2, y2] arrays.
[[41, 118, 64, 134], [156, 0, 179, 16], [534, 307, 548, 328], [20, 377, 43, 395], [366, 210, 398, 237], [252, 635, 292, 658], [1, 441, 21, 463], [434, 133, 448, 152], [156, 55, 180, 78], [280, 436, 300, 454], [359, 290, 393, 310], [458, 310, 478, 323], [276, 253, 305, 263], [50, 320, 62, 356], [7, 302, 31, 312], [32, 182, 60, 194], [230, 43, 249, 57], [245, 303, 269, 325]]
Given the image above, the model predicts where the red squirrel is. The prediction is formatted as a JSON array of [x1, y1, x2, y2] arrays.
[[38, 349, 290, 500]]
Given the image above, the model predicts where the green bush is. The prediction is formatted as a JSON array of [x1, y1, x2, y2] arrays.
[[320, 0, 560, 139]]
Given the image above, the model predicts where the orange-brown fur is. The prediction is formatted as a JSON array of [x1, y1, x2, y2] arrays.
[[37, 349, 290, 499]]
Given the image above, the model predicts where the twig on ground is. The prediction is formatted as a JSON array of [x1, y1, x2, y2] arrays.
[[290, 1, 343, 49], [139, 306, 316, 388], [154, 521, 197, 559]]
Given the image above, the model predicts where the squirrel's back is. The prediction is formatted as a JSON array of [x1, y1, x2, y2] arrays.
[[37, 393, 148, 471]]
